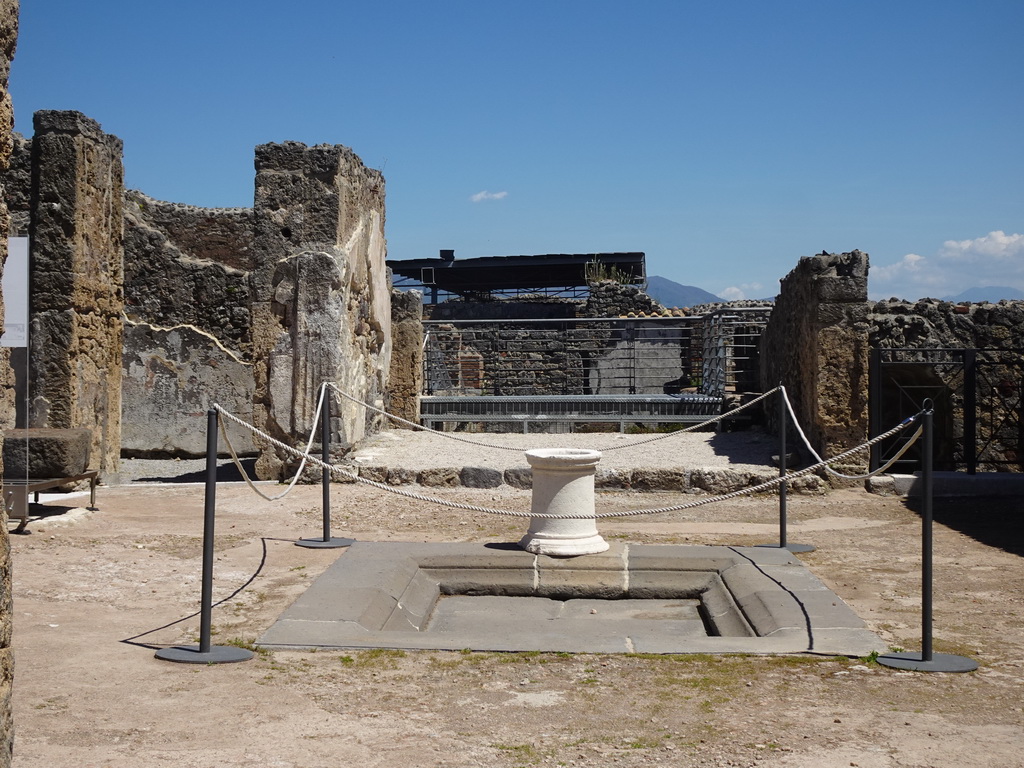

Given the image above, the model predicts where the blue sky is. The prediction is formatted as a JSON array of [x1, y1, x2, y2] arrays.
[[10, 1, 1023, 301]]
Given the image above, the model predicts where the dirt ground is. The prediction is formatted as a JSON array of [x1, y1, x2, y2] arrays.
[[8, 479, 1024, 767]]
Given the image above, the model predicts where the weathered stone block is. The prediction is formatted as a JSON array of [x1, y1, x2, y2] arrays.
[[503, 467, 533, 489], [358, 465, 388, 483], [631, 468, 687, 492], [386, 467, 418, 486], [690, 467, 750, 494], [460, 466, 503, 488], [419, 467, 460, 487], [2, 427, 92, 477], [595, 468, 631, 489]]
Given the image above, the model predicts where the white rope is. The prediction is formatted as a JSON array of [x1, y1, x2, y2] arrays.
[[779, 387, 920, 480], [213, 401, 921, 520], [329, 382, 779, 453], [214, 384, 328, 501]]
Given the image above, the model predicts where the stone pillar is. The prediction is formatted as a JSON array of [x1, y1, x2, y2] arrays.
[[760, 251, 870, 478], [251, 142, 390, 479], [0, 2, 17, 763], [27, 110, 124, 476], [388, 289, 423, 427]]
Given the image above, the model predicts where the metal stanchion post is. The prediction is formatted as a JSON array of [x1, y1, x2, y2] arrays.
[[760, 386, 813, 553], [297, 388, 353, 549], [156, 409, 254, 664], [878, 403, 977, 672]]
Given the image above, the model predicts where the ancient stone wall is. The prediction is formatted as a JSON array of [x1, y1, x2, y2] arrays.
[[26, 110, 124, 476], [0, 2, 17, 762], [388, 289, 423, 426], [123, 190, 253, 351], [760, 251, 871, 473], [869, 298, 1024, 471], [4, 135, 26, 236], [251, 142, 391, 479], [870, 298, 1024, 350], [582, 280, 663, 318], [120, 191, 255, 456]]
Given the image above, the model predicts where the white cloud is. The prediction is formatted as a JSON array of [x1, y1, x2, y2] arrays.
[[869, 231, 1024, 300], [719, 282, 763, 301], [937, 230, 1024, 263], [470, 190, 508, 203]]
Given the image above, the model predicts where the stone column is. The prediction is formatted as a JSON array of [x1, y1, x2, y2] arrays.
[[27, 110, 124, 476], [0, 2, 17, 763], [760, 250, 870, 479], [251, 142, 390, 479]]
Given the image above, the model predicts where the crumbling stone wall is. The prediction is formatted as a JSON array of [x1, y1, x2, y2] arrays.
[[0, 2, 17, 762], [870, 298, 1024, 471], [251, 142, 391, 479], [123, 190, 253, 350], [26, 111, 124, 476], [3, 134, 26, 236], [760, 251, 871, 473], [582, 280, 663, 318], [121, 191, 255, 456], [388, 289, 423, 426], [871, 298, 1024, 350]]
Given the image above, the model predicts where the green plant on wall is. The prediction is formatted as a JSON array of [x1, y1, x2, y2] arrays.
[[584, 259, 640, 287]]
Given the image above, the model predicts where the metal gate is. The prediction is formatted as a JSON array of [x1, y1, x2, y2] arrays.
[[869, 347, 1024, 473]]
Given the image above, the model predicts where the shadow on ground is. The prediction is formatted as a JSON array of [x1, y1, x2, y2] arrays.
[[131, 458, 259, 484], [905, 495, 1024, 557]]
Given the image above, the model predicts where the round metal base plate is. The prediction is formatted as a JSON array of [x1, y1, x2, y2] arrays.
[[877, 651, 978, 673], [154, 645, 255, 664], [757, 543, 816, 553], [295, 537, 355, 549]]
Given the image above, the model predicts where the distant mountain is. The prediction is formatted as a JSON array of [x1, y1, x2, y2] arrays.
[[645, 275, 721, 308], [942, 286, 1024, 303]]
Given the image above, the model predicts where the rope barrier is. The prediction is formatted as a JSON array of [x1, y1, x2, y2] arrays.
[[213, 401, 922, 520], [779, 387, 921, 480], [216, 384, 328, 502]]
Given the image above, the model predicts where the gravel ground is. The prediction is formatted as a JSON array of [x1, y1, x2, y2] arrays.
[[347, 427, 779, 472], [112, 427, 779, 486]]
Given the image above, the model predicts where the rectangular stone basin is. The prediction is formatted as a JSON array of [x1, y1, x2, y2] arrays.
[[257, 542, 883, 656]]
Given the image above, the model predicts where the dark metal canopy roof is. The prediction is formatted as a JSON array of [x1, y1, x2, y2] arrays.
[[387, 251, 646, 295]]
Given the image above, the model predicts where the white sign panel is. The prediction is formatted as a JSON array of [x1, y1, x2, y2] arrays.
[[1, 236, 28, 347]]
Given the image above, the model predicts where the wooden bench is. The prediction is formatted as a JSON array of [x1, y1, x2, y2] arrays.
[[3, 470, 99, 533]]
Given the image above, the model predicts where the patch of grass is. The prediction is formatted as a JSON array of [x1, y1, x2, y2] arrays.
[[351, 648, 407, 669], [226, 637, 272, 657]]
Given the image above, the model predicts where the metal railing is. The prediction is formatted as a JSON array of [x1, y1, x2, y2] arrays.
[[869, 347, 1024, 473]]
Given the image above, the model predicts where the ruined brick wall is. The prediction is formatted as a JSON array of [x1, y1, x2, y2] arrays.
[[4, 134, 26, 236], [582, 280, 663, 318], [0, 2, 17, 762], [870, 298, 1024, 471], [760, 251, 871, 472], [388, 289, 423, 426], [124, 190, 253, 350], [26, 111, 124, 475], [251, 142, 391, 479], [871, 298, 1024, 350], [121, 190, 256, 456]]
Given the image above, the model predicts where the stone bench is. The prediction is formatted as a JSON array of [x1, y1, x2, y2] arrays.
[[2, 428, 97, 533]]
